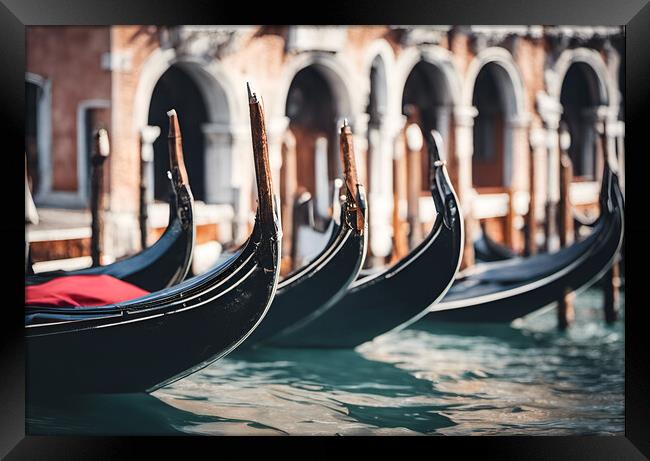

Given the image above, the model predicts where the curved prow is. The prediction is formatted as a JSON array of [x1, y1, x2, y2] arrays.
[[426, 129, 459, 231], [167, 110, 193, 231], [248, 83, 277, 238], [339, 120, 364, 233]]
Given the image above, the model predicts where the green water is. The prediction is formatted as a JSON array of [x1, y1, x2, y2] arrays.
[[27, 287, 624, 435]]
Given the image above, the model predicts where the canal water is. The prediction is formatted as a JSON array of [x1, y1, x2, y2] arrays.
[[27, 287, 624, 436]]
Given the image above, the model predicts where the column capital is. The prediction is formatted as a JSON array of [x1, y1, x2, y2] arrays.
[[382, 114, 408, 141], [453, 106, 479, 127], [350, 112, 371, 136], [140, 125, 161, 144], [536, 91, 563, 129], [529, 127, 547, 150], [266, 116, 291, 139], [139, 125, 161, 162]]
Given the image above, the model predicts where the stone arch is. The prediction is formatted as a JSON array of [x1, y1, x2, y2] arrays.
[[462, 47, 527, 117], [395, 46, 463, 111], [279, 56, 357, 224], [133, 48, 247, 208], [361, 39, 396, 120], [272, 52, 357, 124], [550, 47, 613, 108], [133, 49, 244, 132], [552, 48, 617, 182], [392, 46, 463, 165], [464, 47, 528, 189]]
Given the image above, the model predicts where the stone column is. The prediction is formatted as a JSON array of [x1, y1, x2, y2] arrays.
[[139, 125, 160, 249], [602, 110, 621, 177], [314, 136, 330, 220], [203, 122, 235, 205], [202, 122, 250, 243], [454, 105, 479, 269], [527, 126, 547, 255], [231, 124, 255, 243], [405, 122, 424, 247], [266, 116, 291, 197], [506, 113, 531, 253], [279, 130, 297, 268], [434, 106, 453, 161], [610, 120, 625, 197], [367, 114, 404, 262], [351, 113, 370, 189], [537, 93, 563, 253]]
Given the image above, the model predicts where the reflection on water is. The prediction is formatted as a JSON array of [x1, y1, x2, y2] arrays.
[[27, 287, 624, 435]]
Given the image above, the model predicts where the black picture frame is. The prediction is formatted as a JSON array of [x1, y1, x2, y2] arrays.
[[2, 0, 649, 457]]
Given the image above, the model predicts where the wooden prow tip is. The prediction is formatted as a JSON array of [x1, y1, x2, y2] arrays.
[[339, 122, 359, 190], [248, 86, 275, 232], [339, 122, 364, 232], [167, 109, 189, 186], [247, 82, 258, 104]]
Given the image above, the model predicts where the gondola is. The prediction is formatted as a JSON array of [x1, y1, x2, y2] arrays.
[[242, 121, 368, 347], [25, 84, 282, 394], [419, 151, 624, 324], [25, 110, 195, 293], [268, 129, 464, 348]]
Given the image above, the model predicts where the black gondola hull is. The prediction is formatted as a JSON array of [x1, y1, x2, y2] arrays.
[[26, 224, 280, 395], [245, 227, 367, 347], [420, 170, 624, 324], [269, 135, 464, 349]]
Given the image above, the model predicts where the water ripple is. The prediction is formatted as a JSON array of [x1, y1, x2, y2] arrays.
[[27, 287, 624, 435]]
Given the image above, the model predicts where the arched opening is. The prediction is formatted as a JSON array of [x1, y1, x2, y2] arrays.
[[25, 80, 42, 196], [402, 60, 454, 174], [148, 65, 209, 202], [469, 60, 522, 252], [285, 65, 340, 224], [400, 61, 454, 247], [471, 63, 511, 189], [368, 56, 387, 130], [560, 62, 605, 181]]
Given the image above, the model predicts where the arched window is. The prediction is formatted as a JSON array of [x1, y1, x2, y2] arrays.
[[560, 63, 605, 181], [285, 66, 340, 223], [402, 60, 454, 189], [148, 65, 209, 202], [472, 63, 509, 188]]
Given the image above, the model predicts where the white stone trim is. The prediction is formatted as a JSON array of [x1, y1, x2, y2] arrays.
[[26, 72, 54, 207], [75, 99, 111, 206]]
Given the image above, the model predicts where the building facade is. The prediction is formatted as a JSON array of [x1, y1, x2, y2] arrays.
[[26, 26, 625, 270]]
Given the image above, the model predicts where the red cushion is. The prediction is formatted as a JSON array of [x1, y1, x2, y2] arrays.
[[26, 274, 150, 308]]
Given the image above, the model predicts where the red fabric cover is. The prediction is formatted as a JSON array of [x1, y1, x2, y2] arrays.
[[26, 274, 150, 308]]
